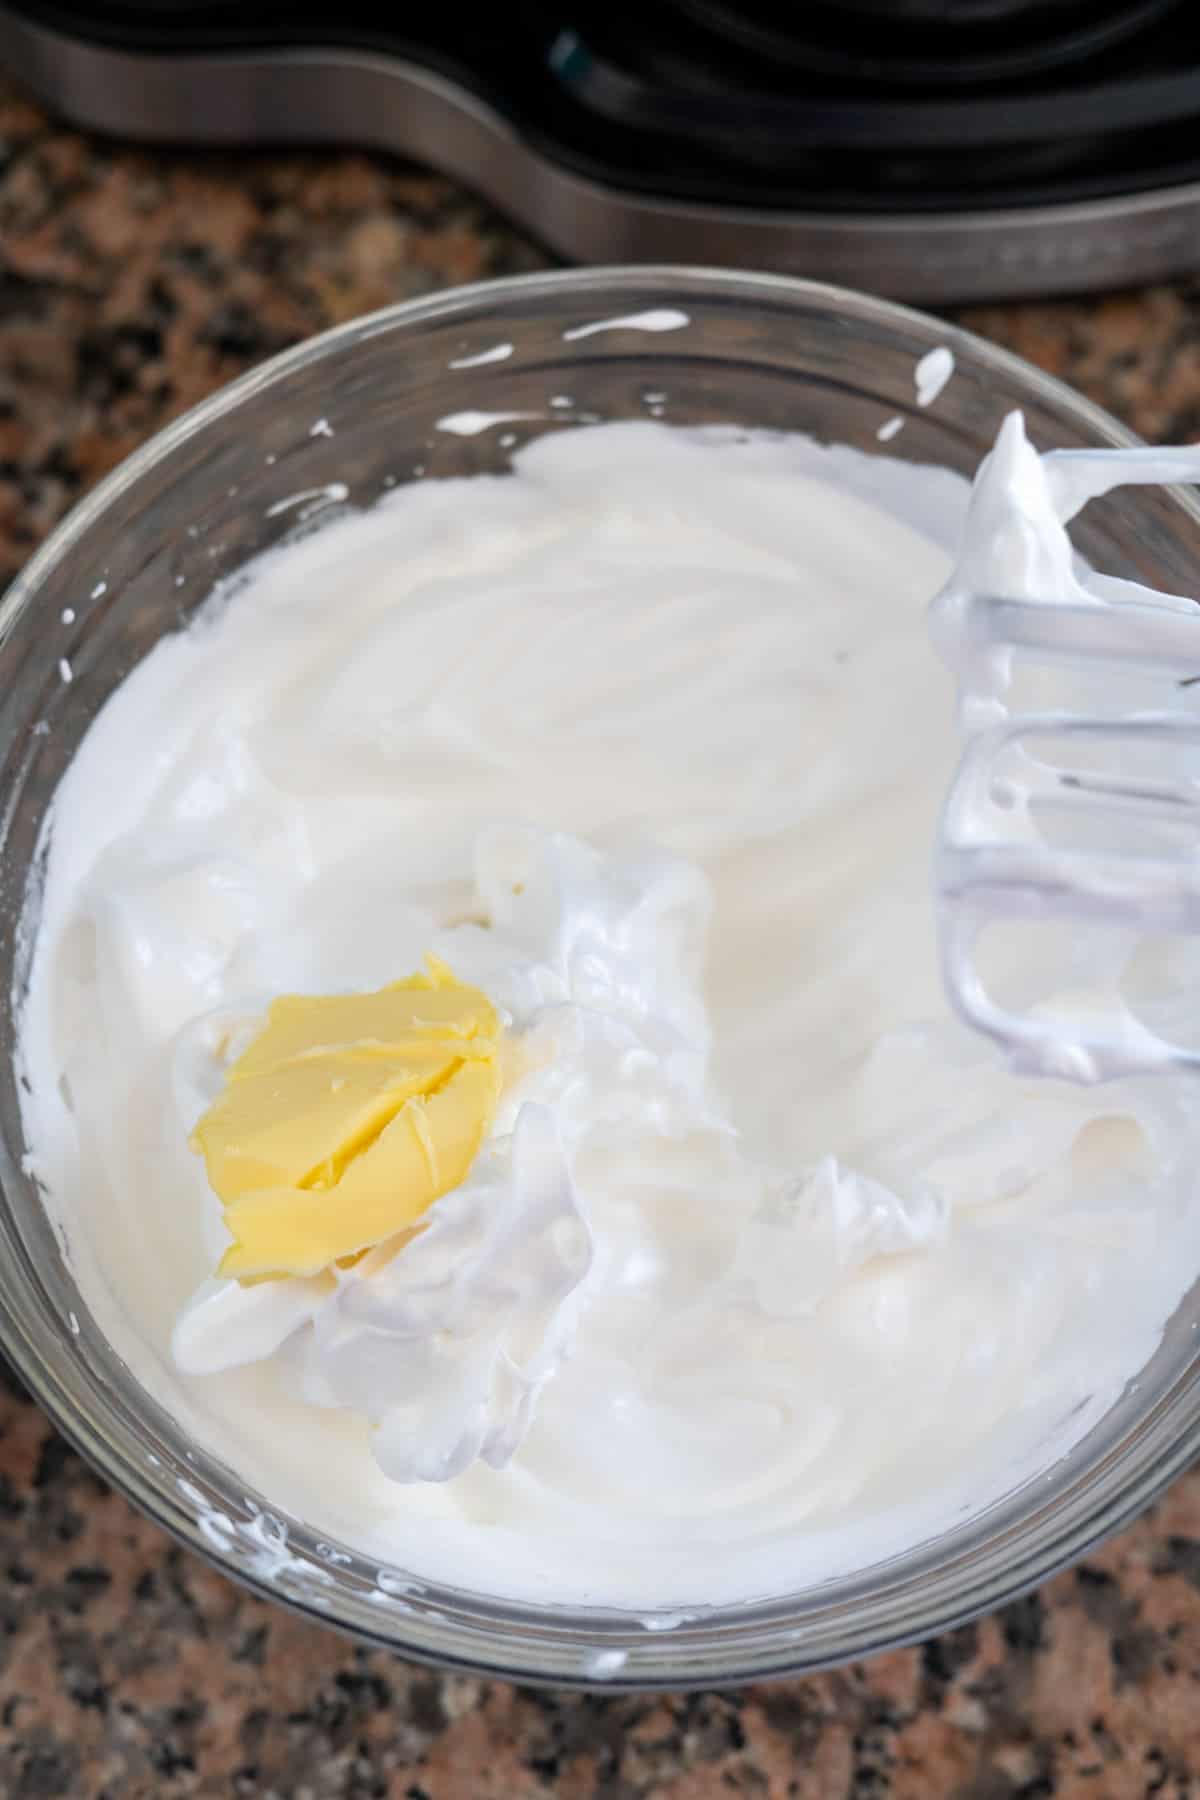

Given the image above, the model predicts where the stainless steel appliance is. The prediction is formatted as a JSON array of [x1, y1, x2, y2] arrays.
[[2, 0, 1199, 300]]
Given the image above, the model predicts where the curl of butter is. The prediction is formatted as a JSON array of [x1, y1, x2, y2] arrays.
[[190, 958, 501, 1282]]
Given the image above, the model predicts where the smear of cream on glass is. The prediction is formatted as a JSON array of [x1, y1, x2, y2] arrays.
[[915, 346, 955, 409], [435, 411, 543, 436], [448, 343, 515, 371], [563, 309, 690, 342]]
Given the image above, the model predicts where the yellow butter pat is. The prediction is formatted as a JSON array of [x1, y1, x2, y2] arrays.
[[191, 958, 500, 1282]]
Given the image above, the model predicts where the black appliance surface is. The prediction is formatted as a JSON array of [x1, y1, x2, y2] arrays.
[[2, 0, 1200, 300]]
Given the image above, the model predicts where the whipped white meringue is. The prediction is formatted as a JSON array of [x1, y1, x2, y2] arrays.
[[17, 419, 1200, 1610]]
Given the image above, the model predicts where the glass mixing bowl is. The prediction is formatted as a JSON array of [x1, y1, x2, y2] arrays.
[[2, 267, 1200, 1688]]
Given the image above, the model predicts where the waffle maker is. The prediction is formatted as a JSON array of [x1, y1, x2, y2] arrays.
[[2, 0, 1200, 301]]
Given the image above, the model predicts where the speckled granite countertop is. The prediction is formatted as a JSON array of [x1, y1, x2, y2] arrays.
[[3, 74, 1200, 1800]]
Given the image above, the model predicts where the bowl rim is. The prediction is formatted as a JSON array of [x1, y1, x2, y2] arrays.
[[0, 261, 1164, 644], [5, 262, 1200, 1688]]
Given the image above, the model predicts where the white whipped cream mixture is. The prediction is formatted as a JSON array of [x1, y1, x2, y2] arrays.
[[17, 416, 1200, 1609]]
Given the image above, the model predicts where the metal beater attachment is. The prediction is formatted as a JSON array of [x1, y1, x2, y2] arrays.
[[936, 592, 1200, 1082]]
